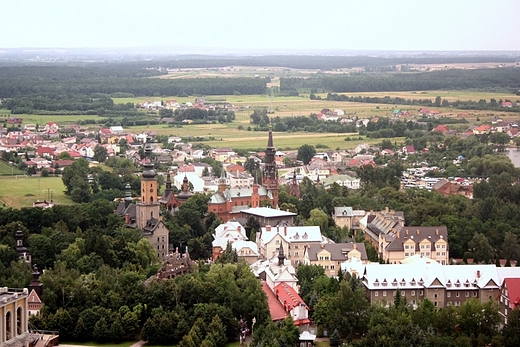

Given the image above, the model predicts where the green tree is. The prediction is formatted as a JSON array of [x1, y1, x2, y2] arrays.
[[468, 232, 494, 264], [329, 328, 342, 346], [297, 144, 316, 165], [93, 145, 108, 162]]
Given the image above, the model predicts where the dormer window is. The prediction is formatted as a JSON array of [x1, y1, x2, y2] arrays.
[[410, 278, 416, 285], [446, 280, 452, 287], [382, 279, 388, 287], [400, 279, 406, 286], [392, 279, 398, 286], [455, 280, 461, 287], [418, 278, 424, 286], [374, 279, 380, 286]]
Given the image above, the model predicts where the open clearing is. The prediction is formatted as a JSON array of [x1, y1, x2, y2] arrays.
[[0, 176, 71, 209]]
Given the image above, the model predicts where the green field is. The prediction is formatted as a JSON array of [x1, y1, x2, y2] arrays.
[[0, 176, 71, 209], [0, 161, 25, 176]]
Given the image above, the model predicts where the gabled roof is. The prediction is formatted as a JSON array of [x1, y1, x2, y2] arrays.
[[262, 282, 287, 321], [307, 243, 368, 261], [503, 278, 520, 309], [274, 282, 309, 311]]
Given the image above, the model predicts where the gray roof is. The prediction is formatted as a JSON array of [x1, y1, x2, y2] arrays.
[[307, 243, 368, 261], [386, 226, 448, 252]]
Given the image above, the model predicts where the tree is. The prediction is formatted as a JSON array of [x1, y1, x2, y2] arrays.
[[329, 328, 342, 346], [297, 144, 316, 165], [93, 145, 108, 163], [502, 231, 520, 261], [468, 233, 494, 264]]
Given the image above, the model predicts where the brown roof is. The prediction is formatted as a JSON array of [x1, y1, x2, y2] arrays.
[[386, 226, 448, 252]]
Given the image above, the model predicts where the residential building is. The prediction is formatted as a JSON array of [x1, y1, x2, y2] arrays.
[[241, 207, 297, 227], [499, 278, 520, 325], [332, 207, 366, 230], [359, 208, 405, 249], [256, 225, 331, 265], [321, 174, 360, 190], [379, 226, 449, 265], [304, 243, 368, 276]]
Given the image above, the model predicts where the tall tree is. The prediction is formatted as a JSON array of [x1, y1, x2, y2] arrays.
[[297, 144, 316, 165]]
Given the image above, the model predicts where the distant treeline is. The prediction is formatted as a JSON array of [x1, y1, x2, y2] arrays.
[[123, 54, 520, 70], [325, 93, 520, 112], [282, 67, 520, 93]]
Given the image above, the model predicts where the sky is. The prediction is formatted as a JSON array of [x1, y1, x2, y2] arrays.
[[1, 0, 520, 53]]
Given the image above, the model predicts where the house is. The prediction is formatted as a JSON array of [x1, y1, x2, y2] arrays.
[[332, 207, 366, 230], [359, 208, 405, 249], [499, 278, 520, 325], [432, 125, 450, 134], [304, 243, 368, 276], [252, 251, 310, 326], [502, 101, 514, 108], [433, 179, 473, 199], [210, 147, 236, 162], [322, 174, 361, 190], [379, 226, 449, 265], [473, 125, 492, 135], [256, 225, 331, 266], [403, 145, 416, 155]]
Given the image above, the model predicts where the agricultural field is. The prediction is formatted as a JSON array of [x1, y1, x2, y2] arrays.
[[0, 176, 71, 209]]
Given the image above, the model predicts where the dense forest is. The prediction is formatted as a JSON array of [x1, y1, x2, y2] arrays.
[[282, 67, 520, 93]]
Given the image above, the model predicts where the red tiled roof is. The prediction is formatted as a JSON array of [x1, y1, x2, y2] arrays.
[[261, 282, 286, 321], [504, 278, 520, 309], [274, 282, 308, 312]]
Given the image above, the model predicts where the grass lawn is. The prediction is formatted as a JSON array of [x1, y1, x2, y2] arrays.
[[0, 161, 25, 176], [0, 111, 102, 125], [316, 342, 331, 347], [0, 176, 71, 209]]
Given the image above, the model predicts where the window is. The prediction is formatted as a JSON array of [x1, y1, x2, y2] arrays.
[[419, 291, 423, 296], [374, 291, 378, 297], [473, 292, 478, 297], [325, 266, 329, 270], [447, 292, 451, 298], [465, 292, 469, 297], [275, 240, 280, 244], [456, 292, 460, 297], [383, 291, 387, 297], [405, 253, 409, 257], [411, 291, 415, 296], [331, 265, 335, 270], [434, 302, 438, 307], [434, 294, 438, 299], [294, 252, 299, 256]]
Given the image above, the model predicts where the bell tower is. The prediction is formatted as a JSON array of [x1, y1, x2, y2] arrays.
[[262, 126, 279, 207], [137, 138, 160, 228]]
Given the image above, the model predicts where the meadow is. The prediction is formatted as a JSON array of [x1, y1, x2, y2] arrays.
[[0, 176, 71, 209]]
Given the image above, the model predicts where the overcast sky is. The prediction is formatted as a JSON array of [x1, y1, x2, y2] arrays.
[[2, 0, 519, 52]]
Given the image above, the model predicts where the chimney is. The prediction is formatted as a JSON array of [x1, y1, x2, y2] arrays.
[[385, 206, 389, 213], [416, 229, 420, 235], [406, 230, 409, 236], [397, 230, 400, 238], [237, 226, 241, 232], [353, 243, 357, 250], [321, 244, 325, 249], [436, 229, 439, 235], [266, 225, 271, 232], [370, 210, 374, 215], [284, 226, 287, 236], [277, 226, 280, 234], [477, 270, 481, 278], [124, 213, 130, 225]]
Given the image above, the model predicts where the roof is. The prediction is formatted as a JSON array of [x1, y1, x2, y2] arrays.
[[261, 282, 287, 321], [242, 207, 297, 218], [503, 278, 520, 309], [307, 243, 368, 261], [274, 282, 309, 311], [260, 225, 322, 245], [386, 226, 448, 252]]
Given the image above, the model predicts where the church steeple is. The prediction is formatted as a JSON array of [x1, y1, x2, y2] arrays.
[[262, 125, 279, 207], [165, 172, 172, 192], [278, 245, 285, 266]]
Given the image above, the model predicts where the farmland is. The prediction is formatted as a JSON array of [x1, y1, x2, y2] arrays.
[[0, 176, 70, 209]]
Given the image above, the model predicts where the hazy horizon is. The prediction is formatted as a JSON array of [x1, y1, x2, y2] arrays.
[[2, 0, 520, 52]]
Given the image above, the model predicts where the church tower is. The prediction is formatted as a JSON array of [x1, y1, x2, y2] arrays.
[[262, 126, 279, 207], [137, 138, 160, 227]]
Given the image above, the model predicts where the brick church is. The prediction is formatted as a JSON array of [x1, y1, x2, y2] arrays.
[[208, 127, 279, 222]]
